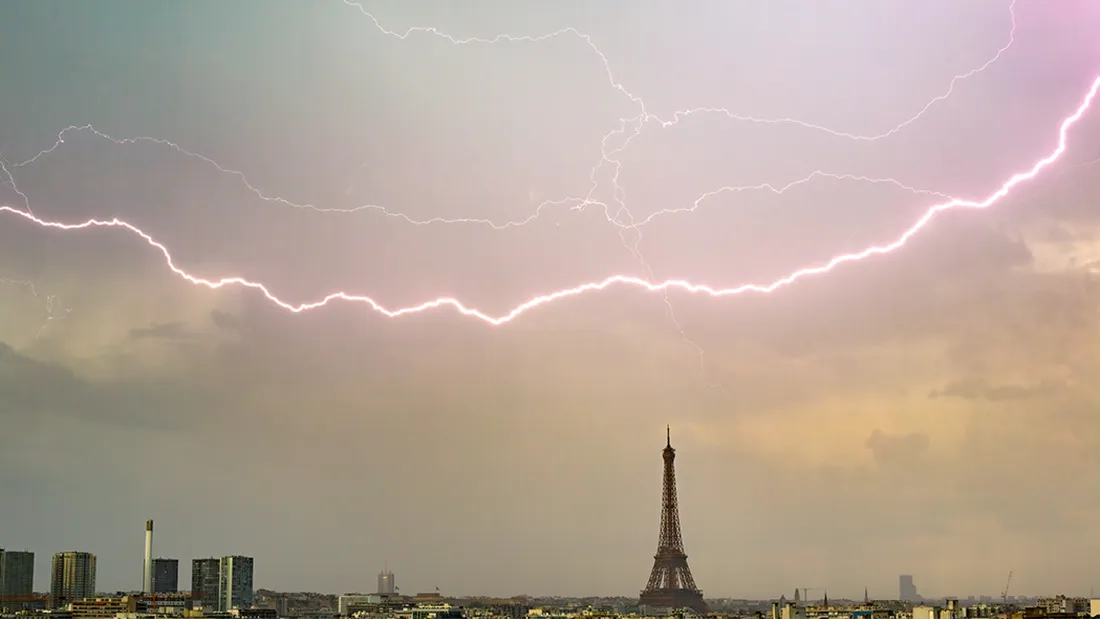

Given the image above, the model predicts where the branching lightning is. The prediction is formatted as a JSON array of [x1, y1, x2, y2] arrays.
[[1, 75, 1096, 326], [11, 0, 1014, 230], [12, 125, 952, 230], [2, 0, 1085, 339], [341, 0, 1017, 142]]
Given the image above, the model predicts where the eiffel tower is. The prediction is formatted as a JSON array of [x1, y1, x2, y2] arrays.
[[639, 427, 708, 614]]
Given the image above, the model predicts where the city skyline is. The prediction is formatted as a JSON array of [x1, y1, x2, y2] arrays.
[[0, 510, 1089, 599], [2, 0, 1100, 599]]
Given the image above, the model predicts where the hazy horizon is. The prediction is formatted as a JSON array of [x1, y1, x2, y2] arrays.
[[2, 0, 1099, 600]]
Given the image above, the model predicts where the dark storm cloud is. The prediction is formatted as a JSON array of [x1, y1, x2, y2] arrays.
[[0, 342, 194, 431]]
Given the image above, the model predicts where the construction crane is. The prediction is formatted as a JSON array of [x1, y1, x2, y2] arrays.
[[1001, 571, 1013, 604]]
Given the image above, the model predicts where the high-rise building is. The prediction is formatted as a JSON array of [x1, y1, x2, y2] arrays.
[[50, 552, 96, 607], [152, 558, 179, 593], [899, 575, 918, 601], [0, 549, 35, 606], [218, 556, 254, 611], [377, 570, 395, 595], [191, 558, 221, 610]]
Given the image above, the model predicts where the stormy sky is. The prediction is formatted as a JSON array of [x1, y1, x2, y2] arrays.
[[2, 0, 1099, 600]]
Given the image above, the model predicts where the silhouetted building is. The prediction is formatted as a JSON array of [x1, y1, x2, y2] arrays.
[[51, 552, 96, 607], [899, 575, 918, 602], [638, 427, 708, 614], [219, 555, 254, 611], [191, 558, 221, 610], [0, 549, 35, 597], [152, 558, 179, 593]]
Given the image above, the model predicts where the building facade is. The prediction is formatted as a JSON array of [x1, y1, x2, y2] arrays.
[[152, 558, 179, 593], [191, 558, 221, 610], [69, 596, 137, 619], [219, 555, 254, 611], [50, 551, 96, 607], [0, 549, 35, 597], [377, 570, 396, 595], [0, 549, 35, 612]]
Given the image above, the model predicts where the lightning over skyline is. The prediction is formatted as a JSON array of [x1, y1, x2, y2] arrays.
[[0, 0, 1035, 328], [1, 74, 1097, 325], [3, 1, 1100, 598]]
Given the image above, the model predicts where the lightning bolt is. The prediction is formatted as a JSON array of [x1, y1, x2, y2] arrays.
[[1, 76, 1096, 327], [11, 0, 1013, 229], [9, 0, 1010, 376], [1, 149, 73, 338]]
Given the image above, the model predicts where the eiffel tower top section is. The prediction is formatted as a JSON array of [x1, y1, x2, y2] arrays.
[[657, 426, 684, 552]]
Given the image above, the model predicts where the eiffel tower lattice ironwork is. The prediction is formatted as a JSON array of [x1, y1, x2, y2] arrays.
[[639, 427, 708, 614]]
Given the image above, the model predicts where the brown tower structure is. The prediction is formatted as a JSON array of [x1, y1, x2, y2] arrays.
[[639, 427, 708, 614]]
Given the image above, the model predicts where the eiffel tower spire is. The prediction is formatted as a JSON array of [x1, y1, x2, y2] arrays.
[[639, 428, 708, 613]]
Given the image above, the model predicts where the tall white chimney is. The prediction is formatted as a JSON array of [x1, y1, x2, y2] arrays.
[[143, 519, 154, 593]]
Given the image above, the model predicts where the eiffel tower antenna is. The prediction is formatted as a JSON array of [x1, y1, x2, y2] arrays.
[[639, 427, 708, 613]]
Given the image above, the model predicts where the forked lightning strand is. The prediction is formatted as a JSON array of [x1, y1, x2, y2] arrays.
[[12, 0, 1014, 230], [2, 77, 1097, 327], [342, 0, 1018, 142], [12, 126, 953, 229]]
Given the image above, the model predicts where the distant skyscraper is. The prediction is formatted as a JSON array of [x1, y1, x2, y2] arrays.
[[50, 552, 96, 607], [377, 570, 395, 595], [191, 558, 221, 610], [152, 558, 179, 593], [899, 575, 918, 601], [0, 549, 35, 599], [218, 556, 254, 611]]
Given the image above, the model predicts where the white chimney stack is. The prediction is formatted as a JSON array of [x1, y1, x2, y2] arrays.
[[143, 519, 154, 593]]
